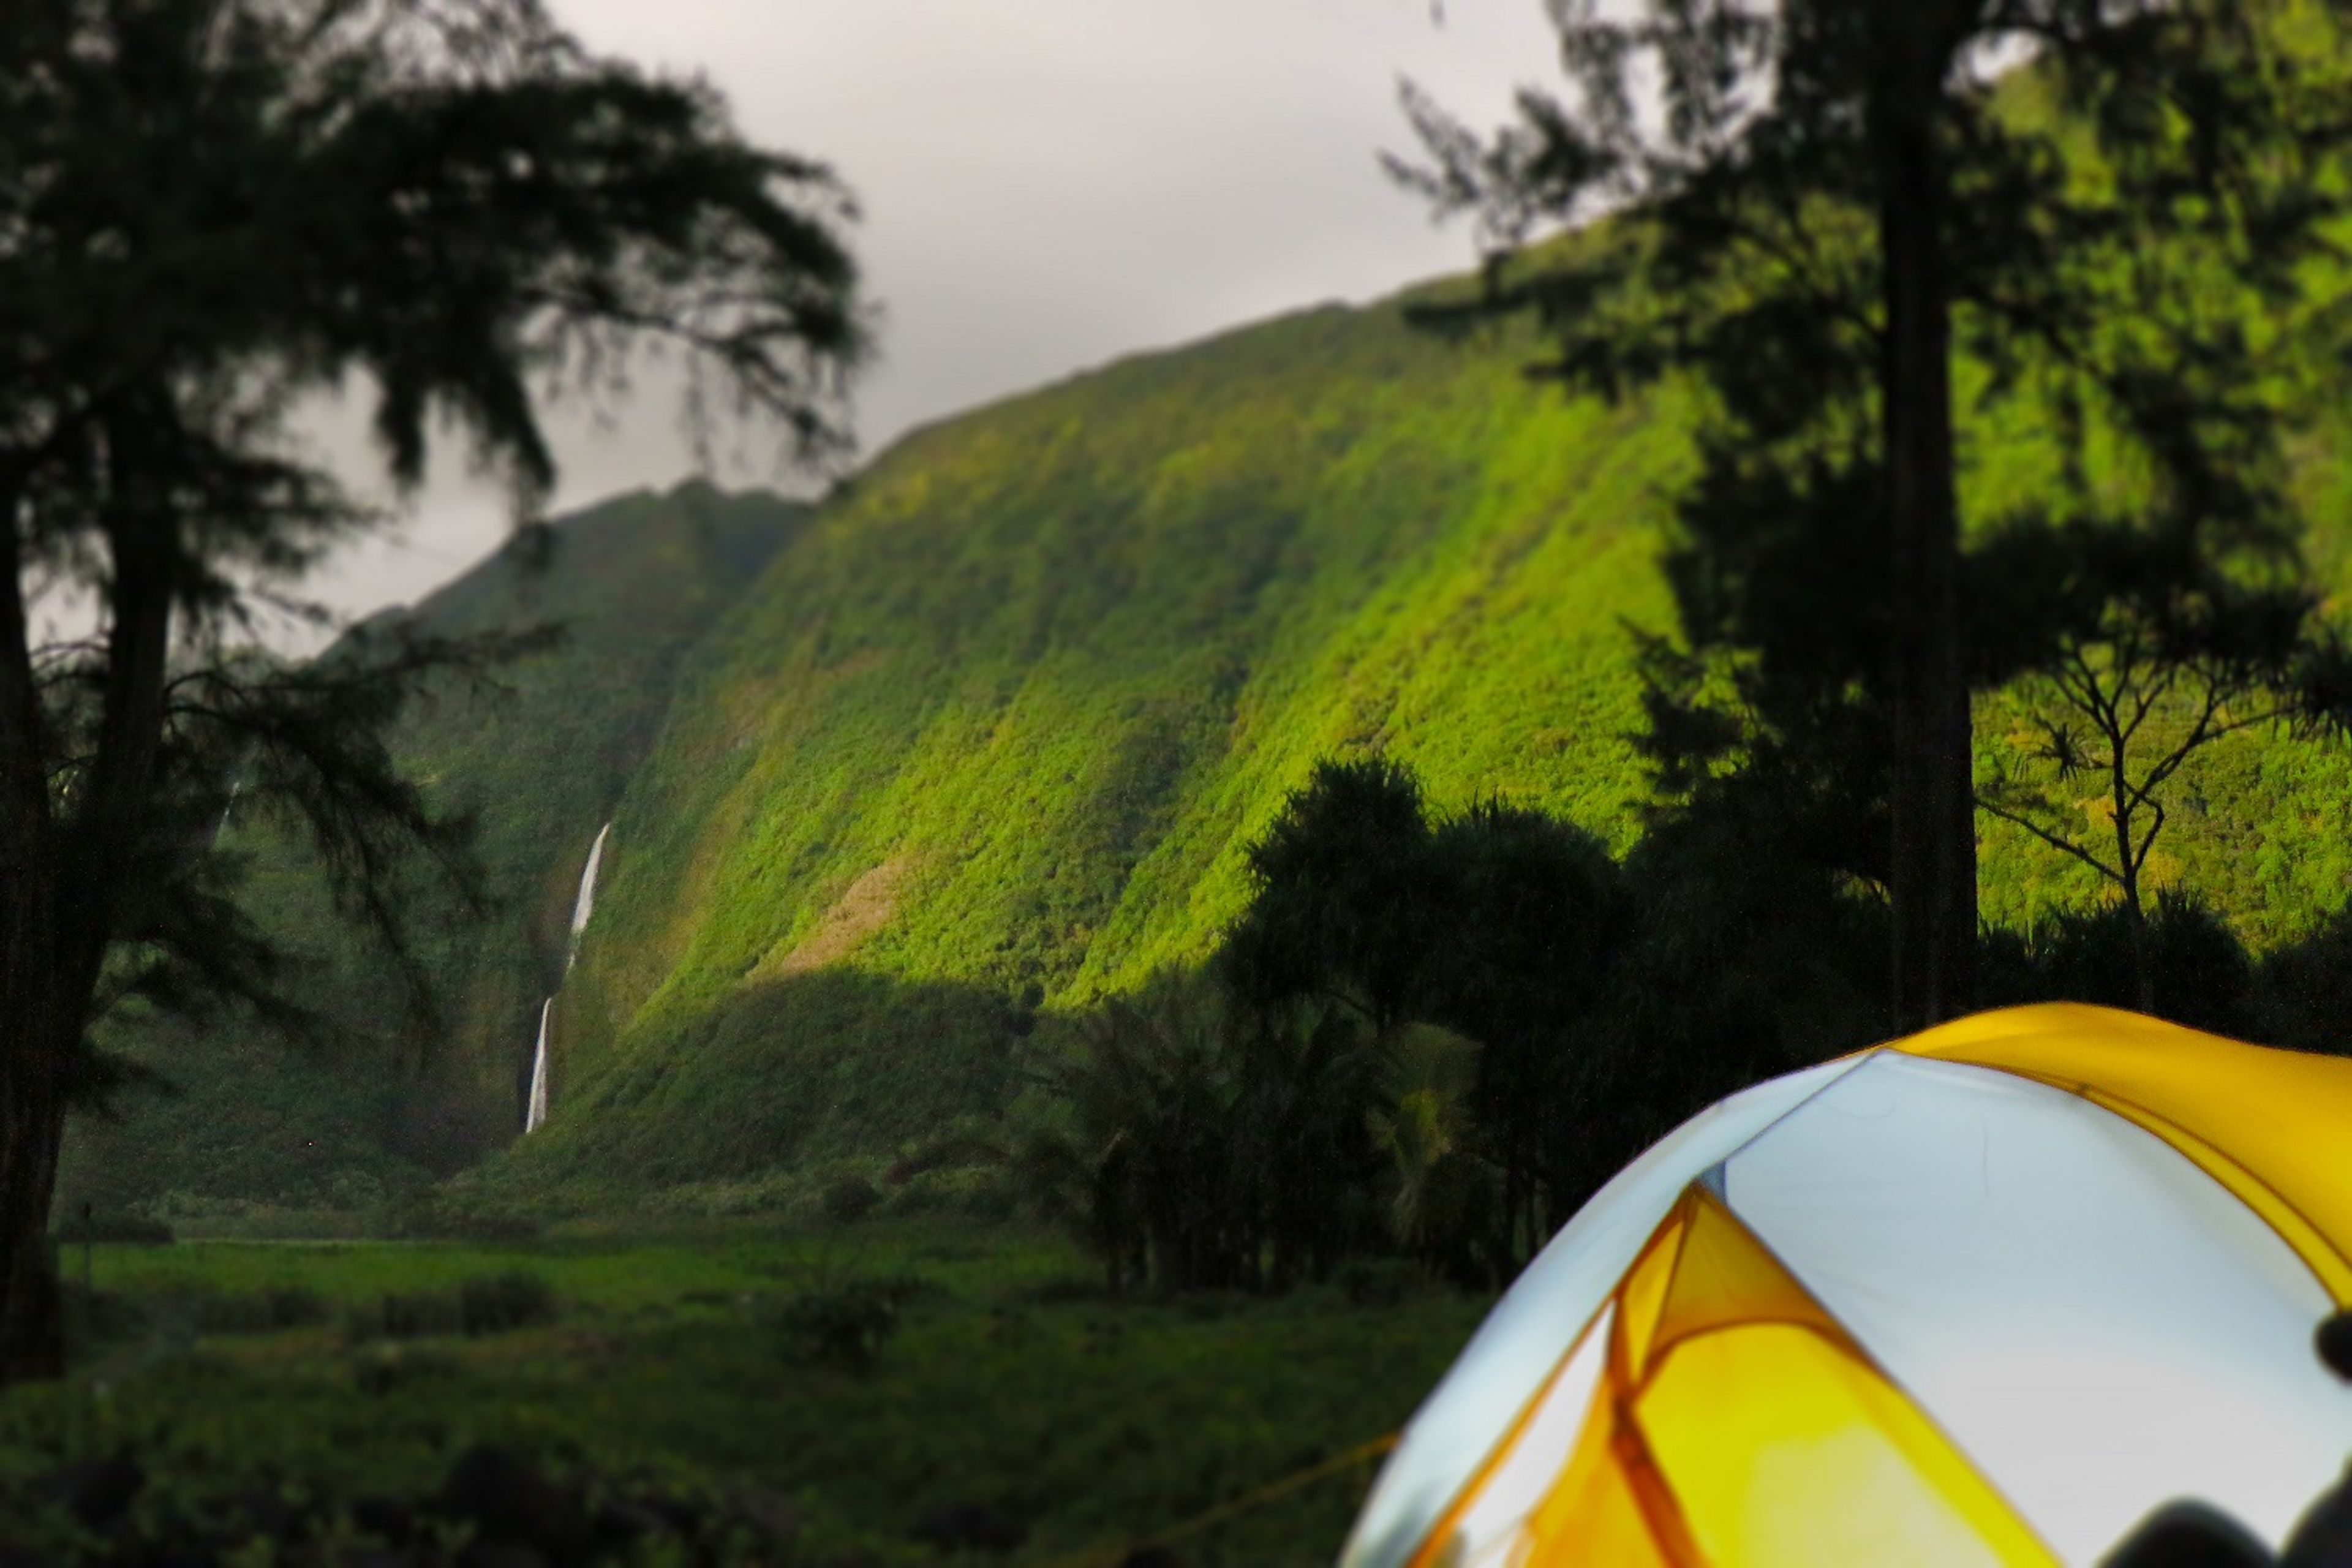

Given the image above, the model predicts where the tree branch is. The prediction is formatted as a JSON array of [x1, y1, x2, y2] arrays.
[[1973, 793, 2124, 887]]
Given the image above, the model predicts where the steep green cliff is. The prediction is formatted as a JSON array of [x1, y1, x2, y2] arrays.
[[484, 273, 2352, 1205]]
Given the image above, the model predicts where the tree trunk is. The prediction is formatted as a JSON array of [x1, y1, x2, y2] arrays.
[[0, 412, 181, 1382], [2117, 790, 2156, 1016], [1877, 18, 1976, 1034], [0, 1057, 65, 1384], [0, 488, 64, 1381], [60, 417, 179, 1016], [2125, 899, 2156, 1016]]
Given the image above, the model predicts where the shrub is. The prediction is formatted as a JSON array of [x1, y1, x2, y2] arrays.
[[1016, 1276, 1103, 1306], [350, 1344, 461, 1396], [59, 1284, 147, 1348], [362, 1292, 465, 1341], [778, 1285, 895, 1372], [1981, 891, 2260, 1038], [447, 1215, 548, 1243], [820, 1176, 881, 1223], [385, 1207, 545, 1244], [53, 1212, 173, 1245], [1335, 1257, 1422, 1308], [774, 1276, 933, 1373], [459, 1272, 557, 1335], [2258, 902, 2352, 1056], [882, 1164, 1011, 1219], [195, 1287, 326, 1335], [347, 1275, 554, 1342]]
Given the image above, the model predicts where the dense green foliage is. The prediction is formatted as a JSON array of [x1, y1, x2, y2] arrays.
[[1026, 750, 2352, 1310], [1219, 760, 1627, 1270], [82, 257, 2352, 1225], [47, 8, 2352, 1558], [1395, 0, 2352, 1030]]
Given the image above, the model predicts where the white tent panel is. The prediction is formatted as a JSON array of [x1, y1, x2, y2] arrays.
[[1722, 1052, 2352, 1564], [1450, 1302, 1613, 1567], [1338, 1053, 1872, 1568]]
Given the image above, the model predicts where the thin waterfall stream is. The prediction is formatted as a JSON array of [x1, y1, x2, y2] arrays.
[[526, 821, 611, 1134], [524, 1000, 554, 1133]]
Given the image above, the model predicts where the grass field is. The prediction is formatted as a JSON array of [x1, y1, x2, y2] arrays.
[[0, 1220, 1487, 1564]]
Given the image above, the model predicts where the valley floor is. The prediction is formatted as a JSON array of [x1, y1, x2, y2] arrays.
[[0, 1220, 1485, 1564]]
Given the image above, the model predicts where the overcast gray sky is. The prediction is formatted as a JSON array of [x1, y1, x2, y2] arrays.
[[300, 0, 1562, 631]]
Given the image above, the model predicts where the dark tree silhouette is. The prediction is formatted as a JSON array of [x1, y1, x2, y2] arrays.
[[1973, 540, 2352, 1008], [1219, 758, 1452, 1036], [1016, 973, 1381, 1294], [1389, 0, 2352, 1031], [0, 0, 864, 1378], [1221, 760, 1630, 1272], [1427, 801, 1623, 1258]]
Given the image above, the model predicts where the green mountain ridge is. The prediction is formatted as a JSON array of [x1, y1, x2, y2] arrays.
[[469, 263, 2352, 1208]]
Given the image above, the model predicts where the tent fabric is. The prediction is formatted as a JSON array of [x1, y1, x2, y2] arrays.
[[1401, 1187, 2055, 1568], [1337, 1004, 2352, 1568], [1895, 1005, 2352, 1305], [1617, 1189, 2048, 1568], [1439, 1303, 1617, 1567], [1337, 1055, 1870, 1568], [1723, 1052, 2343, 1561]]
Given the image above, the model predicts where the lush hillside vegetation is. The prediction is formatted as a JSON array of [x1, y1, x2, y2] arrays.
[[481, 295, 1670, 1206], [61, 482, 807, 1222], [470, 258, 2352, 1212]]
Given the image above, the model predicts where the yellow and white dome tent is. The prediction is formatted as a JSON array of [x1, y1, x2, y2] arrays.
[[1336, 1003, 2352, 1568]]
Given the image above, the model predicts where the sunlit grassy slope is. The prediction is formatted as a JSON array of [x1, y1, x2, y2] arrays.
[[485, 261, 2352, 1202]]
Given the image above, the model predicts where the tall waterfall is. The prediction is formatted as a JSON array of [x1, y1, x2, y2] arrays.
[[524, 1000, 553, 1134], [567, 821, 612, 971], [525, 820, 612, 1136]]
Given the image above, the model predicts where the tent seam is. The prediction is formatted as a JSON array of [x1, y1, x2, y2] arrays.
[[1702, 1046, 1885, 1190]]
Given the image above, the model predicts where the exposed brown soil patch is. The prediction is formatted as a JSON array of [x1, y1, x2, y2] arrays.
[[763, 854, 916, 978]]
